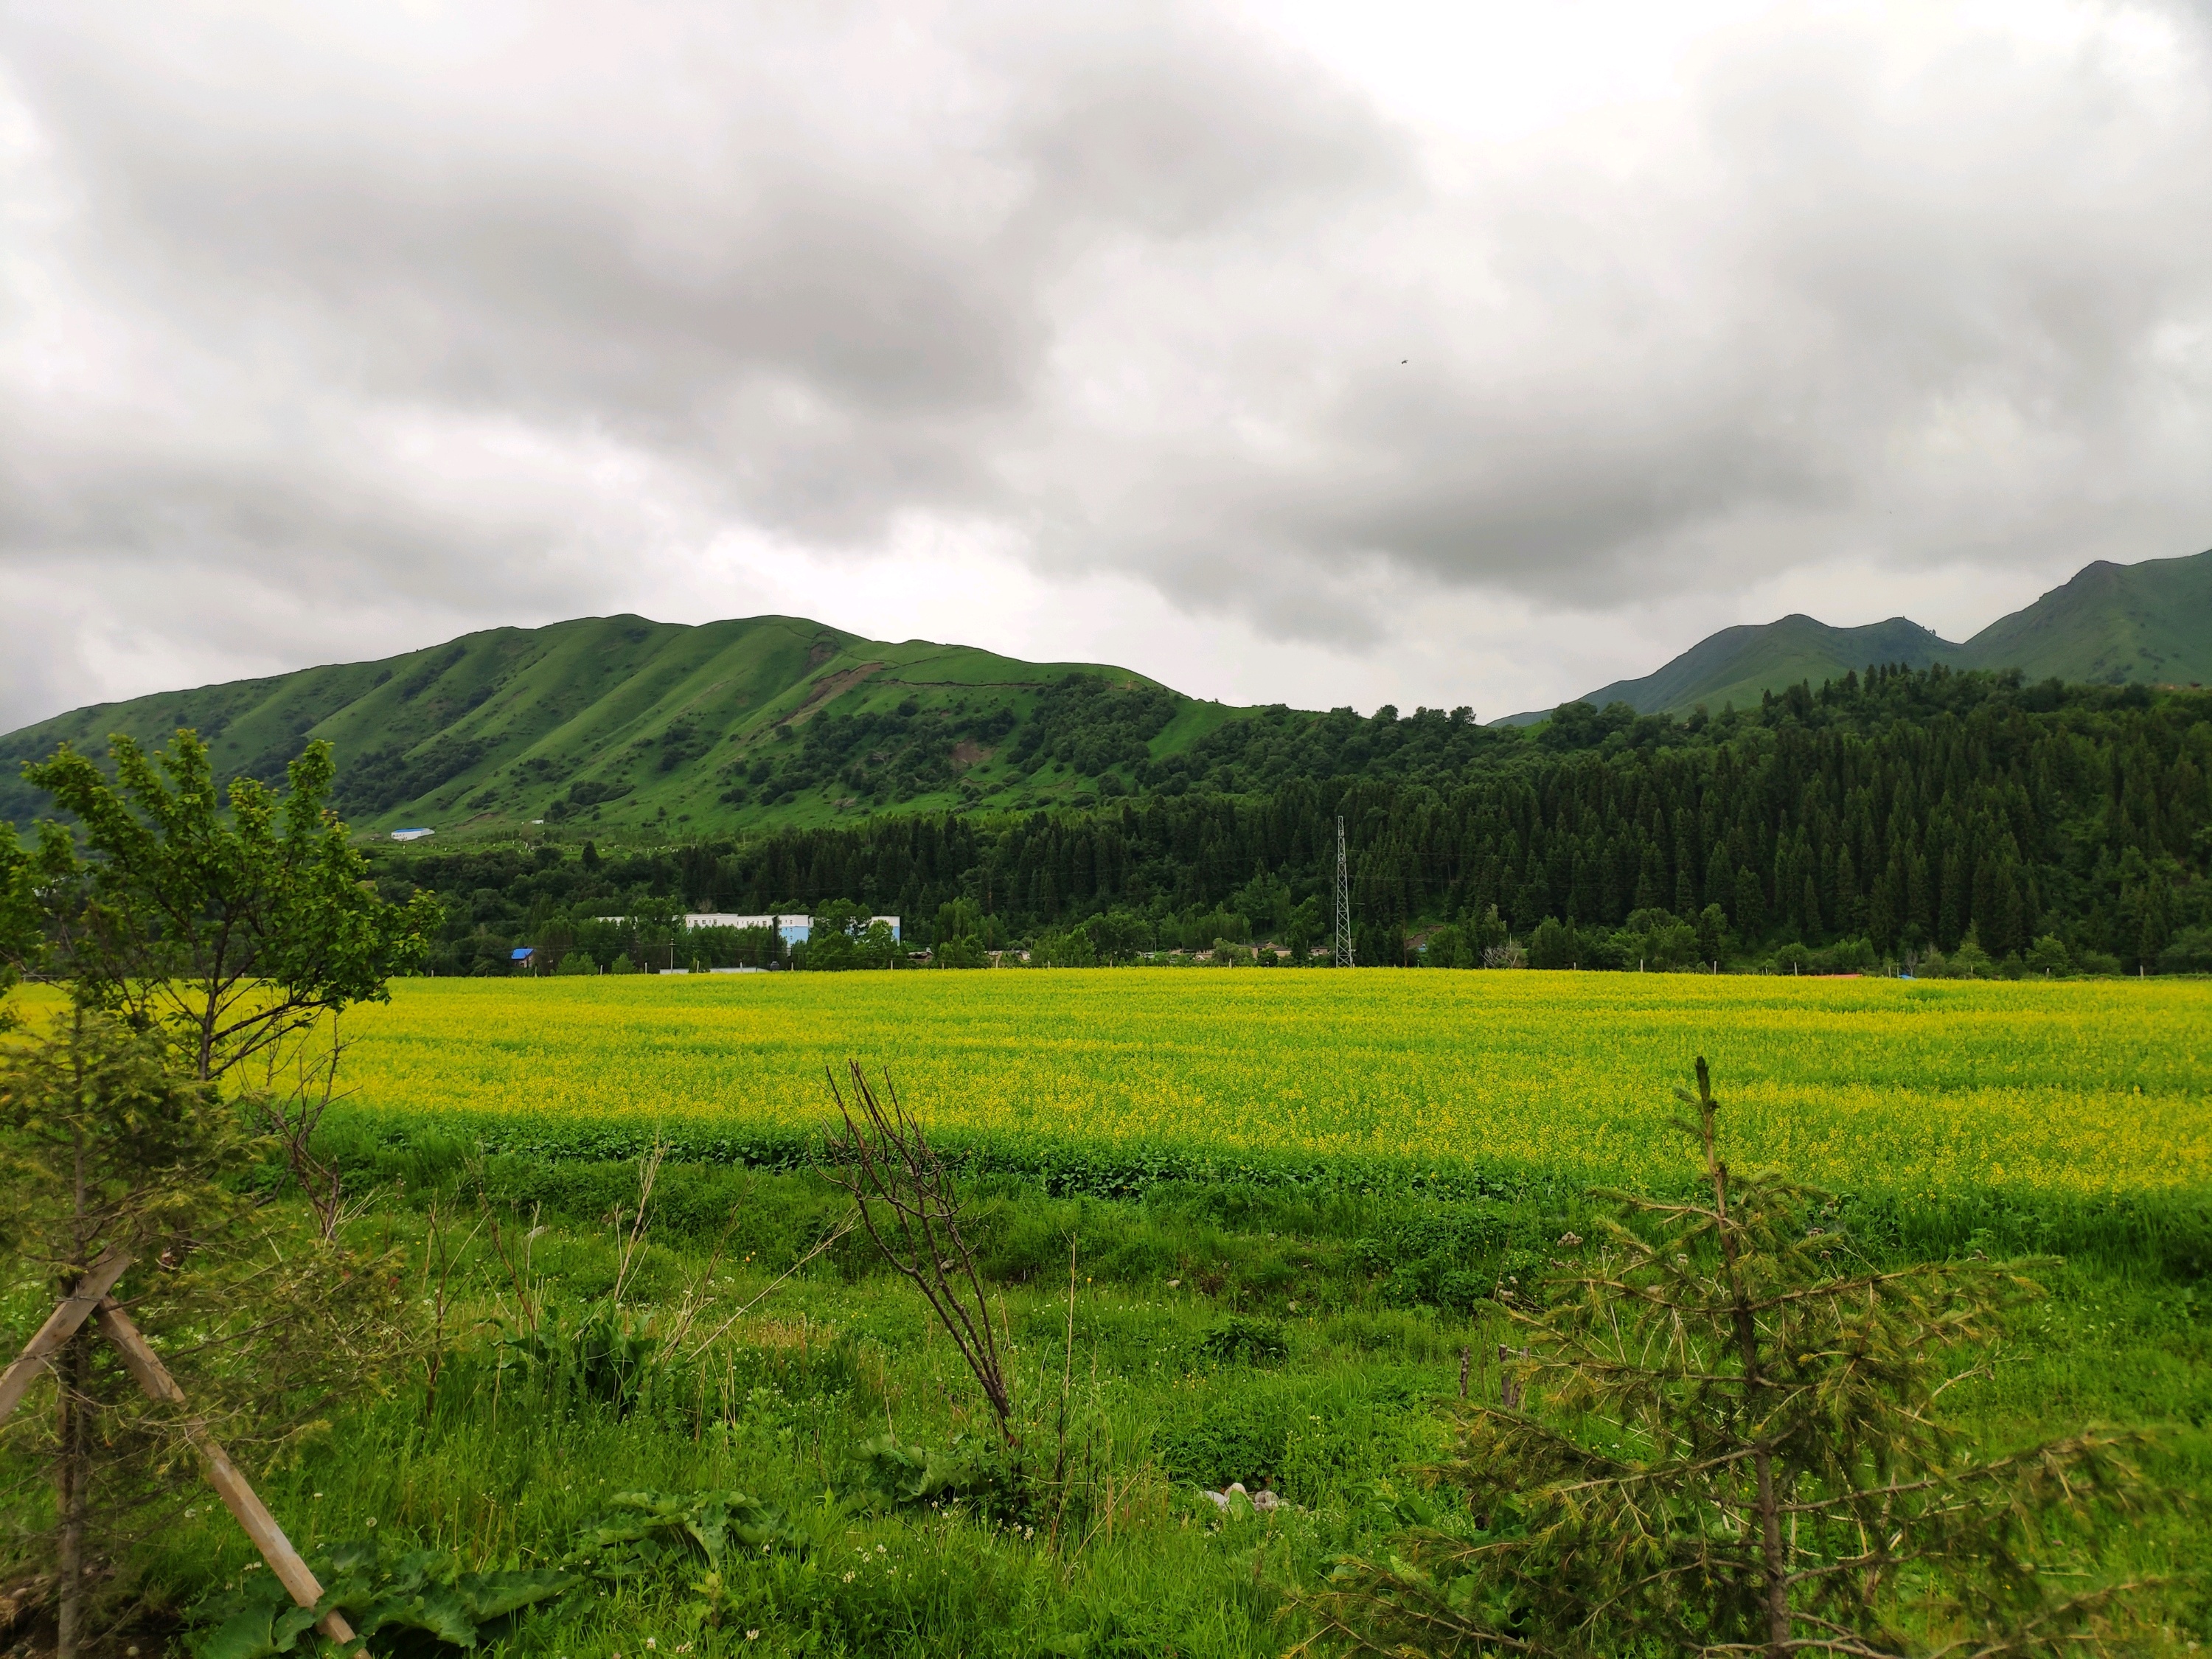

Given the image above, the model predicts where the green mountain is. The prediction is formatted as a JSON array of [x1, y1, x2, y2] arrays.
[[9, 549, 2210, 838], [0, 615, 1251, 838], [1494, 615, 1958, 727], [1497, 547, 2212, 723], [1952, 551, 2212, 686]]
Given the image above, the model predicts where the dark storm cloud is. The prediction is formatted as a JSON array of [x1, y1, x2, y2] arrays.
[[4, 1, 2211, 728]]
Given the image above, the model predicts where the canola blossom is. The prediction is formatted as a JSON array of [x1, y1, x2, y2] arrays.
[[328, 973, 2212, 1199]]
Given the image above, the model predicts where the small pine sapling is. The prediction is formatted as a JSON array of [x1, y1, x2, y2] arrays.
[[0, 1012, 414, 1658], [1299, 1057, 2160, 1658]]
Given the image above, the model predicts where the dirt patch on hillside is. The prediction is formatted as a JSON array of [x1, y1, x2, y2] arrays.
[[952, 741, 994, 766], [786, 663, 883, 724]]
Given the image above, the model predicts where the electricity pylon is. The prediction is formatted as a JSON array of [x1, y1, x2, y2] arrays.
[[1334, 814, 1353, 967]]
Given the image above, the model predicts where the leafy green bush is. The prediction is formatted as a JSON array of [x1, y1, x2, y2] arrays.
[[1355, 1206, 1560, 1310], [495, 1301, 673, 1412], [192, 1541, 569, 1659], [852, 1435, 1027, 1521], [1194, 1315, 1288, 1367], [563, 1489, 809, 1635], [2159, 926, 2212, 973], [1158, 1372, 1423, 1499], [568, 1488, 807, 1580]]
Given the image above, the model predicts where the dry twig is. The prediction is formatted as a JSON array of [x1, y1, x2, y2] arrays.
[[819, 1061, 1015, 1439]]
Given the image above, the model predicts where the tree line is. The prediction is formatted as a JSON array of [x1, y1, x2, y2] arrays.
[[15, 664, 2205, 975], [358, 666, 2211, 975]]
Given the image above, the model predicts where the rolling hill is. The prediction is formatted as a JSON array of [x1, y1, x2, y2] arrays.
[[7, 549, 2209, 839], [0, 615, 1245, 838], [1952, 552, 2212, 686], [1495, 546, 2212, 723]]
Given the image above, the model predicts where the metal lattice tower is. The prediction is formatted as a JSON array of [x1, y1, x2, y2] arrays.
[[1333, 814, 1353, 967]]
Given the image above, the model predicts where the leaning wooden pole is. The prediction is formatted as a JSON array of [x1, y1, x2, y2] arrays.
[[1, 1258, 364, 1651], [0, 1251, 133, 1425], [91, 1298, 366, 1656]]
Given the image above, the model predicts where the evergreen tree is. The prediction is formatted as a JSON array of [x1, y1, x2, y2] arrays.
[[1299, 1060, 2157, 1658], [0, 1013, 411, 1656], [1735, 866, 1767, 942]]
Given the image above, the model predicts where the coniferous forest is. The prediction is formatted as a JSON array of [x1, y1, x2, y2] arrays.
[[364, 666, 2212, 976]]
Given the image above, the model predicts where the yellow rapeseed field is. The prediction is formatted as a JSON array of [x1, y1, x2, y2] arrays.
[[321, 972, 2211, 1198]]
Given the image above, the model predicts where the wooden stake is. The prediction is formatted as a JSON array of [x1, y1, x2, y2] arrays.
[[93, 1299, 366, 1656], [0, 1251, 133, 1427]]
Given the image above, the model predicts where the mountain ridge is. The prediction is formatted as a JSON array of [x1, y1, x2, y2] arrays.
[[0, 612, 1200, 835], [1494, 546, 2212, 723], [6, 548, 2210, 837]]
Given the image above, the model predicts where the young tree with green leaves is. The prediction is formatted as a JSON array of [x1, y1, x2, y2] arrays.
[[1299, 1060, 2157, 1658], [20, 729, 440, 1082], [3, 730, 436, 1654], [0, 821, 51, 1015]]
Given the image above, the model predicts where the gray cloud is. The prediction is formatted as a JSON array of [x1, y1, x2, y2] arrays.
[[4, 0, 2211, 729]]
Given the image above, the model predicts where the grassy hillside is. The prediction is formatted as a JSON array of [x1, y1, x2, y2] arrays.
[[9, 550, 2210, 838], [0, 615, 1261, 838], [1495, 614, 1957, 725], [1500, 547, 2212, 722], [1955, 549, 2212, 686]]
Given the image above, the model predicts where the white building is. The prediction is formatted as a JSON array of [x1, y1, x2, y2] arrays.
[[681, 913, 902, 944]]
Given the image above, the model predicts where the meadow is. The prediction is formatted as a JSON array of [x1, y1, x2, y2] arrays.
[[11, 973, 2212, 1656], [335, 971, 2212, 1201]]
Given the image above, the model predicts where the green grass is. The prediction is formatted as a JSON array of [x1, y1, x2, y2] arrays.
[[56, 1154, 2211, 1658], [7, 970, 2211, 1652]]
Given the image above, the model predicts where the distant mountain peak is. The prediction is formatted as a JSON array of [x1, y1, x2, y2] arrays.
[[1495, 547, 2212, 725]]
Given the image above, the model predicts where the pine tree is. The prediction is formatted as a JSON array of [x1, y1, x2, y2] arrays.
[[0, 1013, 412, 1655], [1735, 866, 1767, 944], [1298, 1060, 2157, 1658]]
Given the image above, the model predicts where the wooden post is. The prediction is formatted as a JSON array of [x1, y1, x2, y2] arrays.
[[1458, 1345, 1470, 1399], [0, 1251, 133, 1426], [93, 1299, 366, 1656]]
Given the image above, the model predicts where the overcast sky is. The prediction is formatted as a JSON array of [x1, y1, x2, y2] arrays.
[[5, 0, 2211, 731]]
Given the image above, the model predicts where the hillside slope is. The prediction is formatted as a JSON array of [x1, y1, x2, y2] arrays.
[[1494, 615, 1958, 726], [0, 615, 1232, 836], [1498, 547, 2212, 722], [11, 550, 2210, 837], [1955, 549, 2212, 686]]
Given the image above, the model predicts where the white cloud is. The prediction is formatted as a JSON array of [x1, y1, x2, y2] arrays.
[[3, 0, 2210, 731]]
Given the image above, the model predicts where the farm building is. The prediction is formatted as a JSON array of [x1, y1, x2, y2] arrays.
[[682, 913, 900, 943]]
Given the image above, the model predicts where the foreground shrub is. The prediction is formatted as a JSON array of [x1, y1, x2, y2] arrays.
[[191, 1540, 568, 1659], [1300, 1060, 2160, 1658]]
